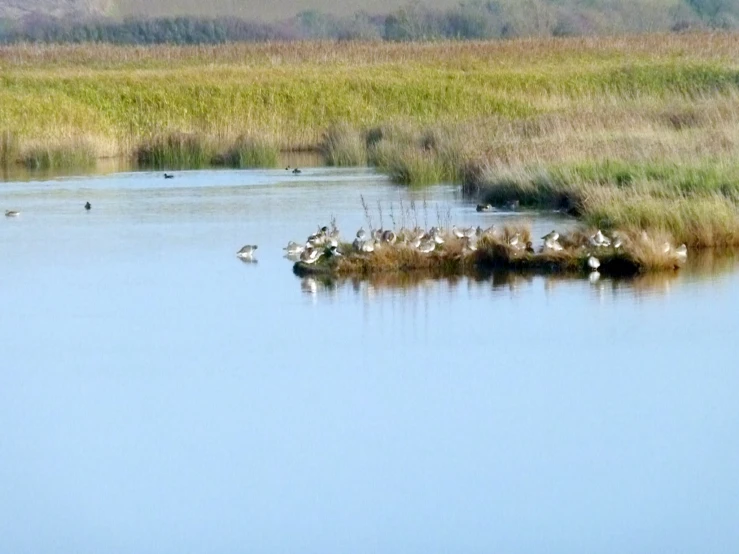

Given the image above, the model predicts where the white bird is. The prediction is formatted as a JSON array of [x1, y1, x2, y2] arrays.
[[662, 242, 671, 254], [382, 230, 397, 244], [236, 245, 258, 259], [308, 234, 326, 246], [588, 255, 601, 271], [356, 227, 367, 240], [544, 238, 564, 251], [284, 241, 305, 255], [462, 237, 477, 253], [5, 210, 20, 217], [674, 244, 688, 260], [508, 233, 521, 248], [360, 240, 375, 253], [542, 230, 559, 242], [430, 227, 445, 244], [300, 248, 322, 264], [452, 225, 464, 239], [590, 229, 611, 247], [417, 239, 435, 253], [462, 226, 476, 238]]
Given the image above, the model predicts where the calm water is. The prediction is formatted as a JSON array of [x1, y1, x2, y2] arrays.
[[1, 168, 738, 554]]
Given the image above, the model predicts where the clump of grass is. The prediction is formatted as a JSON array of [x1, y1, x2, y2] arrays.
[[320, 123, 367, 166], [584, 194, 739, 248], [217, 135, 279, 168], [370, 142, 448, 185], [469, 159, 739, 246], [21, 141, 97, 170], [1, 130, 20, 168], [135, 132, 214, 169], [365, 124, 469, 185], [294, 223, 684, 278]]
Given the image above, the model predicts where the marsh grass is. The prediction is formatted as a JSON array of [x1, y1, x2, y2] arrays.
[[21, 141, 97, 170], [217, 135, 279, 168], [4, 36, 739, 247], [467, 160, 739, 247], [320, 123, 367, 166], [1, 131, 20, 168], [135, 133, 214, 169]]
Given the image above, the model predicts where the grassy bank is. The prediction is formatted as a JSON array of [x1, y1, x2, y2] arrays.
[[2, 34, 739, 160], [2, 34, 739, 245]]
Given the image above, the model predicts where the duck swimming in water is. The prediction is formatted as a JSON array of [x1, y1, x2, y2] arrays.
[[476, 204, 493, 212], [292, 168, 302, 174], [84, 202, 91, 210], [163, 173, 174, 179], [5, 210, 20, 217]]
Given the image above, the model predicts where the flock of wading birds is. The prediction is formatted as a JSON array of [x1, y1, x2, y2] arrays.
[[6, 191, 688, 276], [236, 215, 689, 276]]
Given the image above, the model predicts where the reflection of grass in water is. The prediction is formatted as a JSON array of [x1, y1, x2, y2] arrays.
[[304, 249, 739, 299]]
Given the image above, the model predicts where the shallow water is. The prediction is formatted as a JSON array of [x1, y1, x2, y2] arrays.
[[1, 168, 738, 553]]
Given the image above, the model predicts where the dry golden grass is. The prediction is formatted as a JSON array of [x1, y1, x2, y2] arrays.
[[3, 32, 739, 159], [3, 34, 739, 247]]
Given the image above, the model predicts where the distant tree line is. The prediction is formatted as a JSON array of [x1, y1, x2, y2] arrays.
[[1, 0, 739, 44]]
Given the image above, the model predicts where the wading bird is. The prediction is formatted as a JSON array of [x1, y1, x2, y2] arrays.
[[236, 245, 258, 260]]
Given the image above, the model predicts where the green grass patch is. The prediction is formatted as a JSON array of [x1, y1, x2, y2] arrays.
[[21, 142, 97, 170], [216, 135, 279, 168], [135, 132, 214, 169], [319, 123, 367, 166]]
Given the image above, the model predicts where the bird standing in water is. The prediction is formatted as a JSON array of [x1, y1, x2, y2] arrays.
[[236, 245, 258, 260], [85, 202, 91, 211]]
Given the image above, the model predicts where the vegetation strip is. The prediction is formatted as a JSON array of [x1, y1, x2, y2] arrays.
[[2, 35, 739, 248], [289, 223, 688, 278]]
